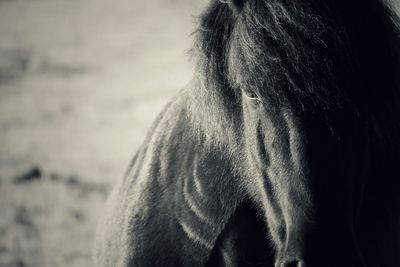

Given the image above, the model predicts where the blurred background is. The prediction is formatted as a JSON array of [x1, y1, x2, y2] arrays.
[[0, 0, 206, 266]]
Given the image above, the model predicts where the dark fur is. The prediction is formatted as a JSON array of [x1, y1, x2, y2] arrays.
[[190, 0, 400, 265], [95, 0, 400, 266]]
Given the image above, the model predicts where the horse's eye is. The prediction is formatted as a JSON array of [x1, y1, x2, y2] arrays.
[[242, 89, 262, 103]]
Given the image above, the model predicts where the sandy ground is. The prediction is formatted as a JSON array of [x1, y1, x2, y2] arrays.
[[0, 0, 206, 266]]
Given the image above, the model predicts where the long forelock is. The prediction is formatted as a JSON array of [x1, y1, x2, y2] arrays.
[[191, 0, 400, 147], [227, 0, 354, 111]]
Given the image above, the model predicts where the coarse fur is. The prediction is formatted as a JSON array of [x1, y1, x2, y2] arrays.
[[94, 0, 400, 266]]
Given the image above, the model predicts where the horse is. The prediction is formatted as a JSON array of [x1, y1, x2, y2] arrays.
[[94, 0, 400, 266]]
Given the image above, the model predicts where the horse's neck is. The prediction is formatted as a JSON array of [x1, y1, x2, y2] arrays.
[[183, 81, 244, 150]]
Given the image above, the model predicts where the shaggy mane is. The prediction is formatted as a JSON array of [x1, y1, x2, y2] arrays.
[[189, 0, 400, 148]]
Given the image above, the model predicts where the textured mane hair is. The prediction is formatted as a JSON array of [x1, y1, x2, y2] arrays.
[[189, 0, 400, 148]]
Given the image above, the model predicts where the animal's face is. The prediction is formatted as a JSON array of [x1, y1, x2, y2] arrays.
[[240, 89, 367, 266], [193, 0, 400, 265], [217, 0, 368, 264]]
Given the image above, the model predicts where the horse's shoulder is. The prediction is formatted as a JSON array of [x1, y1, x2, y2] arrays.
[[94, 85, 247, 266], [94, 89, 199, 265]]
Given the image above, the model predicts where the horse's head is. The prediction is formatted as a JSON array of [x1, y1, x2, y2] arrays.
[[192, 0, 400, 266], [226, 2, 365, 265]]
